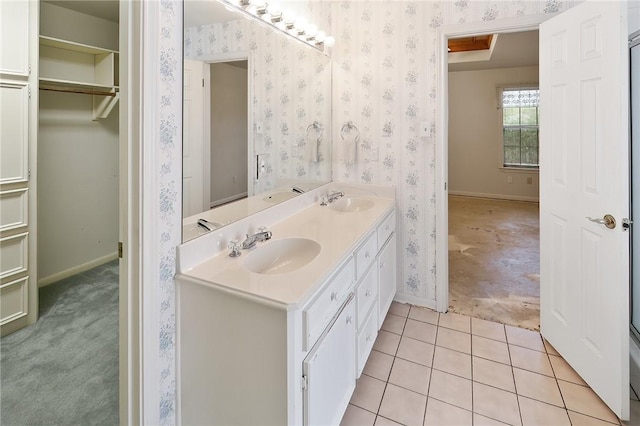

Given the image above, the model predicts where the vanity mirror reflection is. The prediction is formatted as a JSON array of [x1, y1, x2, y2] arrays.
[[182, 0, 333, 242]]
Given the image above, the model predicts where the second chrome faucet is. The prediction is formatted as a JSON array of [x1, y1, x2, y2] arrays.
[[229, 226, 273, 257]]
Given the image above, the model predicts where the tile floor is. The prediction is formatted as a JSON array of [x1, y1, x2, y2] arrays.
[[341, 302, 640, 426]]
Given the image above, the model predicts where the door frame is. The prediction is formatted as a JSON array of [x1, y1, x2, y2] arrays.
[[198, 52, 253, 202], [434, 14, 553, 313]]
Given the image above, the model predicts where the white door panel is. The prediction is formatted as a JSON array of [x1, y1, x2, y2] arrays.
[[540, 0, 629, 419]]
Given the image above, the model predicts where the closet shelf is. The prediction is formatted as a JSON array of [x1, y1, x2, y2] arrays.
[[39, 35, 117, 55], [39, 78, 118, 95]]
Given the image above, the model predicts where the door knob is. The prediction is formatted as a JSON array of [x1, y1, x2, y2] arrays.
[[586, 214, 616, 229]]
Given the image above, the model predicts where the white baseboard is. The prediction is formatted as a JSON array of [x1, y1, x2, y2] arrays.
[[393, 294, 438, 312], [38, 252, 119, 287], [448, 190, 539, 203], [631, 333, 640, 396], [210, 192, 248, 208]]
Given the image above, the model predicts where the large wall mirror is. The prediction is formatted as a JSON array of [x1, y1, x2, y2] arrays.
[[182, 0, 333, 242]]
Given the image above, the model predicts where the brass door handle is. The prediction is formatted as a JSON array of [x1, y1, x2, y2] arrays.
[[586, 214, 616, 229]]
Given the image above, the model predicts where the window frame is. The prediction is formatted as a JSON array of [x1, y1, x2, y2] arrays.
[[498, 85, 540, 170]]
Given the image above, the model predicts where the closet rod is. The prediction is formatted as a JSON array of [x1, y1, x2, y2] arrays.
[[39, 85, 117, 97]]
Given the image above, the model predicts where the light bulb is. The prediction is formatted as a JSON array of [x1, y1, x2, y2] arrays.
[[305, 24, 318, 38], [315, 31, 326, 43], [267, 2, 281, 16], [324, 35, 335, 48], [253, 0, 266, 7], [294, 17, 307, 31]]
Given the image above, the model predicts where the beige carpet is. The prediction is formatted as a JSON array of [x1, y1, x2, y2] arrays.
[[448, 195, 540, 330]]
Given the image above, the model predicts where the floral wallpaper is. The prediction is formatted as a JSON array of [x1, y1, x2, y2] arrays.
[[154, 0, 574, 423], [329, 0, 574, 305], [184, 18, 332, 194]]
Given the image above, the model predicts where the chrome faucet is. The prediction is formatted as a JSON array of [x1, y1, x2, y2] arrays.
[[241, 227, 272, 250], [320, 191, 345, 206]]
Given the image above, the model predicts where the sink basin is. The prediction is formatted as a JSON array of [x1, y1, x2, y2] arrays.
[[243, 238, 321, 275], [329, 197, 374, 213], [263, 192, 298, 203]]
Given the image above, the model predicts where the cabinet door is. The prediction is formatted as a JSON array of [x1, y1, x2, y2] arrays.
[[303, 297, 356, 426], [0, 1, 29, 76], [378, 234, 397, 328]]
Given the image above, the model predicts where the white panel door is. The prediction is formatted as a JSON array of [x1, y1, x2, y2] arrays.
[[0, 1, 29, 76], [540, 0, 629, 419], [182, 60, 205, 218]]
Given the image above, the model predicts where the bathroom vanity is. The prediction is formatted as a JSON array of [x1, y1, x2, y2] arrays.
[[176, 185, 396, 425]]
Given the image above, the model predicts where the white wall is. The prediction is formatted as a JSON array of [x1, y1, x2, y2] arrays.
[[210, 62, 248, 206], [40, 2, 118, 50], [37, 5, 119, 285], [448, 66, 540, 201]]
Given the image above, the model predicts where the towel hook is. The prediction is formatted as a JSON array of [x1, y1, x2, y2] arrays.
[[306, 121, 323, 141]]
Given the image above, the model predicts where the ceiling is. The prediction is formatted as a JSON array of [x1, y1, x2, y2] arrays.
[[43, 0, 119, 23], [185, 0, 243, 28], [448, 30, 539, 72]]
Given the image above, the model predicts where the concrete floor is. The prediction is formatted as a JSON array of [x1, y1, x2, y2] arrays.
[[448, 195, 540, 330]]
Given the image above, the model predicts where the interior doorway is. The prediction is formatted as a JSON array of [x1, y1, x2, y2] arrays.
[[446, 30, 541, 330]]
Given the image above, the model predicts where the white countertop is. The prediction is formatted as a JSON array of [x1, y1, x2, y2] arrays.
[[177, 195, 394, 310]]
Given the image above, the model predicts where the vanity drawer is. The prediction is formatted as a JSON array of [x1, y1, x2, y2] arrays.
[[356, 263, 377, 330], [356, 305, 378, 377], [304, 257, 355, 351], [377, 210, 395, 248], [355, 231, 377, 282]]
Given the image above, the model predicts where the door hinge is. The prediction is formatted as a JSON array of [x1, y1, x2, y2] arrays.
[[445, 182, 447, 190], [28, 87, 31, 98], [301, 375, 308, 391], [118, 242, 124, 258], [623, 218, 633, 232], [202, 78, 205, 87]]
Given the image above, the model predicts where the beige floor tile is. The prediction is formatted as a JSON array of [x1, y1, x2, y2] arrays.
[[396, 336, 435, 367], [472, 413, 510, 425], [548, 354, 587, 386], [568, 411, 621, 425], [472, 335, 511, 365], [558, 380, 620, 424], [473, 382, 522, 425], [389, 302, 410, 318], [543, 339, 559, 355], [388, 358, 431, 395], [350, 374, 386, 413], [423, 398, 472, 426], [509, 344, 554, 376], [428, 369, 472, 411], [381, 313, 406, 335], [378, 383, 427, 426], [436, 327, 471, 354], [513, 367, 564, 407], [408, 306, 439, 325], [472, 356, 515, 392], [432, 346, 471, 379], [505, 325, 545, 352], [403, 319, 437, 344], [375, 416, 403, 426], [471, 317, 506, 342], [623, 398, 640, 425], [341, 404, 377, 426], [518, 395, 571, 426], [438, 312, 471, 333], [363, 350, 394, 382], [373, 330, 401, 356]]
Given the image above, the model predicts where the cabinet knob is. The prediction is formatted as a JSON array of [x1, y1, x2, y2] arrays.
[[365, 289, 371, 297], [380, 262, 384, 269], [330, 291, 338, 301], [365, 251, 370, 259], [366, 334, 371, 342], [346, 316, 353, 324]]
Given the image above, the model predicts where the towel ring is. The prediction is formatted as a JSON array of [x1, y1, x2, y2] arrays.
[[340, 121, 360, 142], [306, 121, 323, 141]]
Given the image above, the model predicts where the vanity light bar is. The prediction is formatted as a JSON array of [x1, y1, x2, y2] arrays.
[[220, 0, 334, 52]]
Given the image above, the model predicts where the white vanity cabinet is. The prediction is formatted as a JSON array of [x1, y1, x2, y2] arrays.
[[176, 193, 397, 425]]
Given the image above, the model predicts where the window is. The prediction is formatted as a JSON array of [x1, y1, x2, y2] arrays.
[[502, 88, 539, 168]]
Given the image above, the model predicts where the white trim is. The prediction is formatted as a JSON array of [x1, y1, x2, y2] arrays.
[[448, 191, 539, 203], [211, 192, 248, 208], [140, 1, 161, 424], [120, 0, 141, 424], [38, 252, 118, 287], [435, 13, 552, 313], [393, 294, 437, 311]]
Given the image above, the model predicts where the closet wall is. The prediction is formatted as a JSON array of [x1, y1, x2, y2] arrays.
[[38, 2, 119, 286]]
